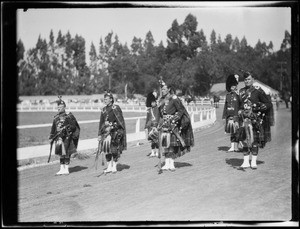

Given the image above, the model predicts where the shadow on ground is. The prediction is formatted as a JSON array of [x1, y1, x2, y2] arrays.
[[218, 146, 245, 154], [154, 162, 192, 169], [218, 146, 230, 152], [225, 158, 265, 171], [69, 166, 88, 173], [174, 162, 192, 168], [117, 163, 130, 171]]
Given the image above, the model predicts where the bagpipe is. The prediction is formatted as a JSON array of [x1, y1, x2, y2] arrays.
[[238, 100, 266, 148], [48, 124, 72, 163], [95, 121, 124, 169], [159, 114, 186, 148]]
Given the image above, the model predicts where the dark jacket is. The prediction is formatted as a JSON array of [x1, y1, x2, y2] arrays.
[[98, 104, 127, 151], [49, 111, 80, 155]]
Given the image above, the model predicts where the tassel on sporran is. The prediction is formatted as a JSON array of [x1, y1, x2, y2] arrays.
[[226, 118, 235, 134], [102, 135, 111, 154], [161, 132, 170, 148]]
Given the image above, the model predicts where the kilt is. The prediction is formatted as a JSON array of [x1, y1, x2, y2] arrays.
[[237, 118, 265, 148], [161, 129, 181, 148], [54, 137, 76, 156], [225, 116, 239, 134]]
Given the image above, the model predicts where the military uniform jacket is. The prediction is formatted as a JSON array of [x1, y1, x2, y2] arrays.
[[239, 85, 272, 112], [158, 94, 194, 149], [98, 104, 127, 151], [49, 111, 80, 154], [222, 91, 240, 120], [239, 85, 273, 143]]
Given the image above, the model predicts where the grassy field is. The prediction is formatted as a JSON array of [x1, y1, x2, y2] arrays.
[[17, 111, 146, 148]]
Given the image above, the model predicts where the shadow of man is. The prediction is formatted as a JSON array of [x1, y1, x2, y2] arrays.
[[174, 162, 192, 169], [69, 166, 88, 173], [116, 163, 130, 172], [225, 158, 264, 171]]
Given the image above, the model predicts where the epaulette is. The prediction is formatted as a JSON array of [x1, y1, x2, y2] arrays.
[[172, 95, 177, 99]]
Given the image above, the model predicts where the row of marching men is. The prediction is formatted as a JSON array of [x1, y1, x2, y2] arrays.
[[48, 72, 273, 175], [48, 79, 194, 175]]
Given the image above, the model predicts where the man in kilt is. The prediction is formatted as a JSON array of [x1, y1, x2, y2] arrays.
[[158, 80, 194, 171], [145, 91, 160, 157], [97, 91, 127, 174], [49, 96, 80, 175], [238, 72, 273, 169], [222, 74, 241, 152]]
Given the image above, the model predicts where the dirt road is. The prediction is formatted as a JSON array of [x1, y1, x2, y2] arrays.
[[17, 105, 294, 223]]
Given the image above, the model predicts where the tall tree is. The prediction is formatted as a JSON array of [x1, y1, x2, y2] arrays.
[[166, 19, 184, 59], [89, 42, 98, 75], [17, 39, 25, 62]]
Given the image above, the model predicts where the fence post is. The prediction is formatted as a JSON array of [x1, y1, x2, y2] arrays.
[[190, 112, 195, 124], [213, 108, 216, 120], [200, 111, 203, 122], [135, 117, 140, 133]]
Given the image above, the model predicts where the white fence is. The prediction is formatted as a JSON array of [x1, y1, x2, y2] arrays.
[[17, 106, 216, 160], [17, 100, 218, 112]]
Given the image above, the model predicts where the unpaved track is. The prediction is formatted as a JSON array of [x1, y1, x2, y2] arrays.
[[17, 105, 293, 222]]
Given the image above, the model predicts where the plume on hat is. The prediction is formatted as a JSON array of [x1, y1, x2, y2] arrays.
[[146, 92, 157, 107], [56, 95, 66, 106], [226, 74, 239, 92]]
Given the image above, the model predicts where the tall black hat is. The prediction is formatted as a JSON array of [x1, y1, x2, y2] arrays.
[[226, 74, 239, 92], [146, 92, 157, 107], [56, 95, 66, 106]]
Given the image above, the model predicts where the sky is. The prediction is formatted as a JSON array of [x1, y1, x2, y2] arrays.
[[17, 2, 291, 64]]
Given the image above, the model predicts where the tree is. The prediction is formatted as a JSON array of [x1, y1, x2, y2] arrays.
[[240, 36, 248, 50], [232, 36, 240, 52], [56, 30, 65, 47], [130, 36, 143, 56], [17, 39, 25, 62], [89, 42, 98, 75], [72, 34, 86, 73], [166, 19, 184, 59], [280, 30, 291, 51], [210, 29, 217, 51], [143, 31, 155, 57], [49, 29, 54, 48], [224, 34, 233, 52]]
